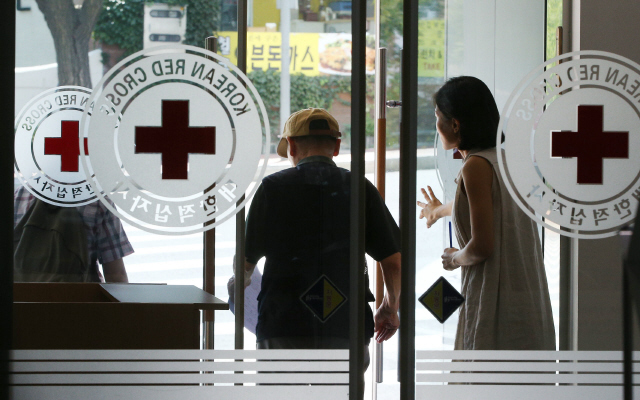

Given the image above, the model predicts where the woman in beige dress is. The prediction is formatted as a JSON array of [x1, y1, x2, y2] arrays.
[[417, 76, 555, 350]]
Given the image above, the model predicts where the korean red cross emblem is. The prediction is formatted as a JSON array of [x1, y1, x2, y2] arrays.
[[14, 86, 97, 206], [499, 51, 640, 239], [80, 45, 271, 235]]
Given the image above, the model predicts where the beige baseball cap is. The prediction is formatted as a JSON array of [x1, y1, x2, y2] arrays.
[[276, 108, 342, 158]]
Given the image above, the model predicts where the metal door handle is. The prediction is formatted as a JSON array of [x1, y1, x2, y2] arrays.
[[386, 100, 402, 108]]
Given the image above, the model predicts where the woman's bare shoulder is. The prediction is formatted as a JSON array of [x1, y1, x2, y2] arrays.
[[461, 155, 493, 186], [462, 155, 492, 173]]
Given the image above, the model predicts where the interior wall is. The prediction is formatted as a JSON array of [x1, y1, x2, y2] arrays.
[[578, 236, 634, 350], [446, 0, 496, 95], [445, 0, 543, 112], [574, 0, 640, 350], [493, 0, 544, 109], [580, 1, 640, 64]]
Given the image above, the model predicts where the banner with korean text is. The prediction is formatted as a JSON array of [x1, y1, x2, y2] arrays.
[[217, 27, 445, 78]]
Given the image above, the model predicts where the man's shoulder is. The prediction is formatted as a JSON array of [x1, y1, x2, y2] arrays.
[[14, 185, 33, 200], [262, 166, 299, 184]]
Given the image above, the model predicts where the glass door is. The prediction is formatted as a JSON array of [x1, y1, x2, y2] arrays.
[[9, 1, 375, 399], [382, 0, 640, 398]]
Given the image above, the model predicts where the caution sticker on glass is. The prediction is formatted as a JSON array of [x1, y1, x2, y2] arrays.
[[300, 275, 347, 323], [419, 276, 464, 324]]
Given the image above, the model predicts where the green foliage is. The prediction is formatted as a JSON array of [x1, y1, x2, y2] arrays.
[[94, 0, 144, 57], [291, 74, 351, 111], [248, 70, 378, 148], [248, 70, 354, 142], [380, 0, 403, 50], [94, 0, 219, 63], [379, 0, 444, 67], [164, 0, 219, 47], [248, 69, 280, 135], [379, 0, 445, 150], [546, 0, 563, 62]]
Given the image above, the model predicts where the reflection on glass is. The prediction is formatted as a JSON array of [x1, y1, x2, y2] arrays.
[[14, 3, 223, 287], [220, 0, 380, 154], [218, 2, 404, 399], [12, 5, 380, 400], [429, 77, 555, 350], [14, 186, 132, 283], [234, 106, 400, 400]]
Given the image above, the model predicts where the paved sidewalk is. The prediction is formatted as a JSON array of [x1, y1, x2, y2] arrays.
[[263, 148, 436, 176]]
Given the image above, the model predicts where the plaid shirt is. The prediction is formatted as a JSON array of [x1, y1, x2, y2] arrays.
[[14, 186, 134, 282]]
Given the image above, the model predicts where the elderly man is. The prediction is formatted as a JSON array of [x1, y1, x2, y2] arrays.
[[14, 186, 132, 283], [240, 108, 401, 392]]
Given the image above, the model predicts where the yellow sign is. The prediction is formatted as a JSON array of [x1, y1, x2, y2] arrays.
[[301, 275, 347, 322], [419, 276, 464, 324], [218, 26, 443, 77], [217, 31, 320, 76], [216, 32, 376, 77], [422, 279, 444, 320], [323, 278, 345, 319], [418, 19, 445, 78]]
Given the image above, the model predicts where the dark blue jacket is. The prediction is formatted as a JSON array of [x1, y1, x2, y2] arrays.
[[245, 156, 400, 341]]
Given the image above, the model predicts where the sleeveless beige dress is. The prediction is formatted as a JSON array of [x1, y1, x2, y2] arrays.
[[452, 147, 556, 350]]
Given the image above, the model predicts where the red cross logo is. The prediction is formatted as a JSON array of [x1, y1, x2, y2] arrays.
[[135, 100, 216, 180], [44, 120, 88, 172], [551, 105, 629, 184]]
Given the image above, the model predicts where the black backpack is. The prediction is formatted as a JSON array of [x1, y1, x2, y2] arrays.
[[14, 199, 98, 282]]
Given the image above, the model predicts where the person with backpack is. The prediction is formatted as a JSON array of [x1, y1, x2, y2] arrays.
[[13, 186, 133, 283]]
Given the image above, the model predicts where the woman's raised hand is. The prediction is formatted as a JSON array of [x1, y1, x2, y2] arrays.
[[417, 186, 444, 228]]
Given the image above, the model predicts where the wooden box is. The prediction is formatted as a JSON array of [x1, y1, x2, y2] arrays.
[[13, 283, 228, 349]]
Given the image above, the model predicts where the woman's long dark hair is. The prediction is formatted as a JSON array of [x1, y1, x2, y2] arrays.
[[433, 76, 501, 150]]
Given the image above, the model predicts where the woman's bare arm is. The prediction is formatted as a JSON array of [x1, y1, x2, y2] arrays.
[[442, 156, 494, 269]]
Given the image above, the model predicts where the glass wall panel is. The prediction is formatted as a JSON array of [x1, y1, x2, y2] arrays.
[[13, 1, 241, 357], [13, 0, 367, 396], [543, 0, 563, 351], [372, 1, 445, 399], [11, 1, 640, 399], [217, 2, 384, 399], [14, 0, 224, 290], [412, 0, 563, 399]]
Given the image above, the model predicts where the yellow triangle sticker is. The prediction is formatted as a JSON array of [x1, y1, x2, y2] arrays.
[[419, 277, 465, 323], [323, 279, 345, 319], [422, 280, 443, 320]]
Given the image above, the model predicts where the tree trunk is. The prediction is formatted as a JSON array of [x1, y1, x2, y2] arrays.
[[35, 0, 102, 88]]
